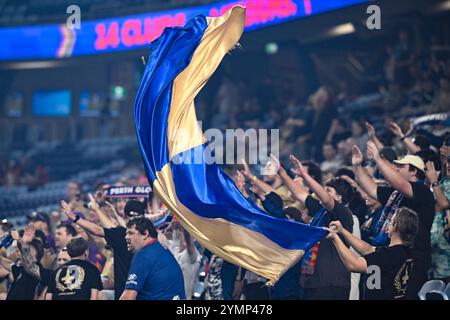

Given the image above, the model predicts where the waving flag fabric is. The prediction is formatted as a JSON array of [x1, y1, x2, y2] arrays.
[[134, 5, 327, 284]]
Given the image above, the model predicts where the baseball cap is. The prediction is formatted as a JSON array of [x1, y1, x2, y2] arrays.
[[27, 211, 50, 226], [379, 147, 398, 163], [393, 155, 425, 172], [124, 200, 146, 217]]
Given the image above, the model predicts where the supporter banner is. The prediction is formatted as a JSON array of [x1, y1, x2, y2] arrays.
[[134, 6, 327, 285], [0, 0, 366, 61], [104, 185, 152, 198], [412, 112, 450, 128]]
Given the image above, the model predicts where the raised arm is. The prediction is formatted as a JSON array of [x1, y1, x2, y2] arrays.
[[340, 175, 375, 203], [12, 226, 41, 280], [181, 229, 198, 264], [426, 161, 450, 211], [352, 145, 379, 200], [365, 122, 384, 150], [88, 193, 116, 228], [290, 155, 335, 211], [241, 171, 275, 197], [61, 200, 105, 237], [390, 122, 420, 155], [0, 255, 13, 273], [272, 155, 309, 204], [367, 141, 414, 198], [105, 201, 127, 228], [151, 194, 161, 216], [233, 170, 250, 198]]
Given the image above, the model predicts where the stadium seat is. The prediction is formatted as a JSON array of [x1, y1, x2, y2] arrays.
[[418, 280, 446, 300], [444, 282, 450, 300], [425, 292, 447, 300]]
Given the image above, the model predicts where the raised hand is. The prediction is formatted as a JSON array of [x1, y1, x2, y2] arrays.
[[10, 229, 20, 241], [235, 170, 246, 191], [289, 154, 306, 177], [241, 158, 252, 177], [22, 224, 36, 244], [105, 201, 119, 216], [60, 200, 76, 220], [340, 175, 358, 189], [366, 140, 380, 160], [88, 193, 100, 211], [351, 145, 363, 166], [249, 181, 263, 195], [105, 200, 115, 211], [365, 122, 376, 139], [440, 146, 450, 160], [260, 154, 281, 176], [425, 161, 439, 184], [389, 121, 404, 138], [269, 154, 281, 172]]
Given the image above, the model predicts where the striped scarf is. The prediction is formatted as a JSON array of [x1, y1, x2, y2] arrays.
[[373, 190, 404, 246]]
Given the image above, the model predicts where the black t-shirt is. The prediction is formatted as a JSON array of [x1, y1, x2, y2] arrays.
[[48, 259, 103, 300], [363, 245, 414, 300], [377, 182, 435, 264], [104, 227, 133, 300], [301, 196, 353, 289], [6, 263, 51, 300]]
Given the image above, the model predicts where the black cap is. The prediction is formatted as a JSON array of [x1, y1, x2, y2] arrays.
[[380, 147, 398, 163], [124, 200, 146, 217], [27, 211, 50, 226]]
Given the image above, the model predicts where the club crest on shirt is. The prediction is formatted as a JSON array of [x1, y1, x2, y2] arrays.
[[394, 258, 414, 299], [56, 265, 85, 291]]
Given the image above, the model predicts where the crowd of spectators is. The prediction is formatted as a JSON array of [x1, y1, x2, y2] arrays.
[[1, 122, 449, 300]]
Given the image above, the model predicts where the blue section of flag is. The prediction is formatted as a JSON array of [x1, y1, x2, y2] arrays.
[[170, 145, 328, 250], [134, 14, 208, 182]]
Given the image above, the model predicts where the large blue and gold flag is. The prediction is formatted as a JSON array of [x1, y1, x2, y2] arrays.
[[134, 6, 327, 284]]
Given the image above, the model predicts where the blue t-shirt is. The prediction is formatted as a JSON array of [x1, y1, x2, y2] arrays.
[[125, 241, 186, 300]]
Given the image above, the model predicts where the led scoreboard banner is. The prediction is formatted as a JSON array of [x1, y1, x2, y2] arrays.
[[0, 0, 367, 61]]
